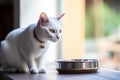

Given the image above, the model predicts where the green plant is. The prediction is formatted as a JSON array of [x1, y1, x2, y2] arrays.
[[86, 3, 120, 39]]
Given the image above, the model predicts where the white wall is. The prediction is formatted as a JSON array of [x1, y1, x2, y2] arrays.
[[20, 0, 57, 27], [20, 0, 58, 63]]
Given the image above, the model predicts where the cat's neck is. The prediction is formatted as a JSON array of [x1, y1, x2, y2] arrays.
[[33, 28, 45, 43], [33, 23, 47, 43]]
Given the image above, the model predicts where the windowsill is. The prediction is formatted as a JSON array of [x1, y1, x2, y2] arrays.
[[0, 68, 119, 80]]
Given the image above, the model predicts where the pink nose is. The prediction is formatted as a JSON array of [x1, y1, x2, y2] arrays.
[[56, 36, 60, 40]]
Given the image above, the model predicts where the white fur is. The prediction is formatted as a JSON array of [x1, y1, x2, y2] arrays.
[[0, 12, 64, 74]]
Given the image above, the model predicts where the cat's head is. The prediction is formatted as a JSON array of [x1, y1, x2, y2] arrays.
[[37, 12, 64, 42]]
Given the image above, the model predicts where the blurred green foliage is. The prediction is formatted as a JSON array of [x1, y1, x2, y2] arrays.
[[86, 3, 120, 39]]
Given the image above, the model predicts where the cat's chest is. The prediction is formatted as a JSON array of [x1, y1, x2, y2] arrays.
[[34, 43, 46, 49], [34, 44, 46, 52], [32, 41, 49, 58]]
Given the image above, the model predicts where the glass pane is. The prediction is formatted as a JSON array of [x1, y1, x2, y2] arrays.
[[85, 0, 120, 70]]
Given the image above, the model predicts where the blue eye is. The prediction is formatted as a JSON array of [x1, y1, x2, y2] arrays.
[[49, 29, 55, 33]]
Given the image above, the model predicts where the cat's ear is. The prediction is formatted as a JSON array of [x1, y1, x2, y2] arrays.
[[57, 13, 65, 20], [39, 12, 49, 26]]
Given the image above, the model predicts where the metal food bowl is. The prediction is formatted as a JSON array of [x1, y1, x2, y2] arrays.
[[56, 59, 99, 74]]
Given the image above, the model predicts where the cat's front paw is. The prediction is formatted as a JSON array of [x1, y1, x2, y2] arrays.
[[38, 68, 46, 73], [30, 68, 38, 74]]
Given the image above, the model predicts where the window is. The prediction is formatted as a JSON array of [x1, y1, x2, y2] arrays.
[[86, 0, 120, 70]]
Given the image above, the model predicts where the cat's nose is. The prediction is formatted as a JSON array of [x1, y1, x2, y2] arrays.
[[56, 36, 60, 40]]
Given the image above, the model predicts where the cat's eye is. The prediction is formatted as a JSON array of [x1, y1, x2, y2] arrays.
[[49, 29, 55, 33], [59, 30, 62, 33]]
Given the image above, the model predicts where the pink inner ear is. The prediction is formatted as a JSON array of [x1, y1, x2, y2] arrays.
[[57, 13, 65, 20], [40, 12, 49, 26]]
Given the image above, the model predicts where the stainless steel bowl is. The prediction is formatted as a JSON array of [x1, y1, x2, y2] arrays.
[[56, 59, 99, 74]]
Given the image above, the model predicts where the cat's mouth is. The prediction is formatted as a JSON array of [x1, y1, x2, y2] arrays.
[[49, 38, 59, 42], [51, 39, 57, 42]]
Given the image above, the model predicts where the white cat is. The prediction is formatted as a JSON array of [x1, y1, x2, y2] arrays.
[[0, 12, 64, 74]]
